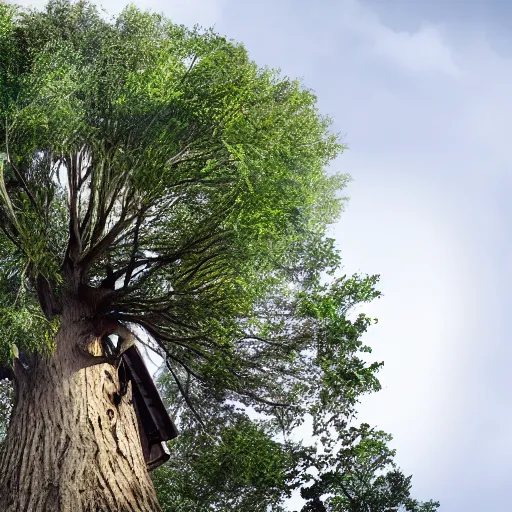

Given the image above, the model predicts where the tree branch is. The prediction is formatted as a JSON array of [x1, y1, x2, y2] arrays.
[[123, 213, 144, 289], [79, 213, 137, 271], [166, 360, 206, 429], [64, 151, 83, 264]]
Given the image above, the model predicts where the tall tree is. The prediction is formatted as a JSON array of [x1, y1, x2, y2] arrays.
[[0, 1, 347, 510]]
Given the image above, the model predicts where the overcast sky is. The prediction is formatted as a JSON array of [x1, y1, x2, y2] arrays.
[[12, 0, 512, 510]]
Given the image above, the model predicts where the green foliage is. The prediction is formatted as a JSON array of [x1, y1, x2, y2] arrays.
[[0, 0, 346, 368], [0, 222, 60, 363], [0, 307, 58, 363], [153, 411, 294, 511], [300, 424, 440, 511]]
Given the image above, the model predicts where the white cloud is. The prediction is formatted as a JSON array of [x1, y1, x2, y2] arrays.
[[322, 0, 459, 77], [370, 23, 459, 76]]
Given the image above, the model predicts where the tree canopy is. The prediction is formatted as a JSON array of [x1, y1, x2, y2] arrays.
[[0, 0, 343, 388], [0, 1, 439, 510]]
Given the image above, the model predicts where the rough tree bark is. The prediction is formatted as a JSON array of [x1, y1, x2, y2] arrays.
[[0, 298, 161, 512]]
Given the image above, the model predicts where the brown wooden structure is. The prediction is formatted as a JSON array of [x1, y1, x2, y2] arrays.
[[0, 346, 178, 471]]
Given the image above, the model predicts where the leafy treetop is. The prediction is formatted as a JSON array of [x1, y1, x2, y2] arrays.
[[0, 0, 343, 392]]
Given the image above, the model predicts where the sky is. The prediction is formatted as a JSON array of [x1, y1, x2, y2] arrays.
[[11, 0, 512, 510]]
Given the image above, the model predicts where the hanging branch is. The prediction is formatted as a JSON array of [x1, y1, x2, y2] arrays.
[[166, 360, 206, 430]]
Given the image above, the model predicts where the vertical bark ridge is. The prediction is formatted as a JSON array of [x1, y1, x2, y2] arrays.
[[0, 313, 161, 512]]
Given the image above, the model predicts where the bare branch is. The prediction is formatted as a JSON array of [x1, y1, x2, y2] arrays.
[[179, 54, 198, 84], [166, 360, 206, 429], [64, 151, 83, 264], [123, 213, 144, 289], [79, 213, 137, 271]]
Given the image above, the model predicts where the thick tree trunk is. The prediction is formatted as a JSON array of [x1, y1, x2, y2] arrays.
[[0, 302, 161, 511]]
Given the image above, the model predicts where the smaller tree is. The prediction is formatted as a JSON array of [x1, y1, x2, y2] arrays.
[[147, 274, 439, 512], [300, 424, 440, 512]]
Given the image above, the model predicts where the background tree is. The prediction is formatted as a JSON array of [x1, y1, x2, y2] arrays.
[[149, 277, 440, 512], [299, 424, 440, 512]]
